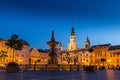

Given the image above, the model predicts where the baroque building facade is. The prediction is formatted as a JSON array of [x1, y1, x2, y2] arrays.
[[0, 27, 120, 69], [30, 47, 48, 65], [90, 44, 120, 69], [58, 27, 91, 65], [0, 38, 48, 66], [0, 38, 30, 65], [58, 27, 120, 69]]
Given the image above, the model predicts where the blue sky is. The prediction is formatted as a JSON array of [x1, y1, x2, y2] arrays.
[[0, 0, 120, 49]]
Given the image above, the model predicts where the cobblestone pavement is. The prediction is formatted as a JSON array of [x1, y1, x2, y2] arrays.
[[0, 70, 120, 80]]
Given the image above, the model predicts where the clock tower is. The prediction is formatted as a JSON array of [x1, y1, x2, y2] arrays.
[[68, 27, 77, 51]]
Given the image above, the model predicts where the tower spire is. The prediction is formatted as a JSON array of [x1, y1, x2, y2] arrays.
[[71, 26, 75, 36], [85, 36, 90, 48], [72, 27, 74, 33], [68, 26, 77, 51], [86, 36, 89, 42]]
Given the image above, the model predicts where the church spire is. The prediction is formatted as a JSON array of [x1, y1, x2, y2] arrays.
[[72, 26, 74, 33], [85, 36, 90, 48], [71, 26, 75, 36], [86, 36, 90, 43]]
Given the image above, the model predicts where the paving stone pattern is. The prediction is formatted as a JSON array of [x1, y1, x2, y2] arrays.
[[0, 70, 120, 80]]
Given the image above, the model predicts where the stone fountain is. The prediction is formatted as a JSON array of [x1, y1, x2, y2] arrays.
[[47, 30, 59, 64]]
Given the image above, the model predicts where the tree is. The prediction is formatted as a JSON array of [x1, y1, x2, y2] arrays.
[[63, 52, 71, 64], [5, 34, 23, 62], [88, 48, 94, 65]]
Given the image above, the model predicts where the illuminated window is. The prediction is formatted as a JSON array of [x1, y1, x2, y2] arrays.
[[117, 59, 119, 63], [110, 54, 112, 57], [95, 53, 97, 57], [116, 54, 119, 57], [81, 54, 82, 56], [21, 55, 23, 57], [86, 59, 88, 62], [113, 53, 115, 57], [104, 53, 107, 56]]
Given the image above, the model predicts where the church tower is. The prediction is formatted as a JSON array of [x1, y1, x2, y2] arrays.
[[85, 36, 90, 48], [68, 26, 77, 51], [58, 42, 63, 51]]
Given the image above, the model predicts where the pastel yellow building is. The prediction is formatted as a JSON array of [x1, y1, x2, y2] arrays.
[[91, 44, 111, 68], [16, 41, 30, 65], [108, 45, 120, 68], [0, 38, 49, 66], [0, 38, 11, 66], [0, 38, 30, 65], [30, 47, 48, 65], [91, 44, 120, 69]]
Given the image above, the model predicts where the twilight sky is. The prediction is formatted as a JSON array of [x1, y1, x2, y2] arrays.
[[0, 0, 120, 49]]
